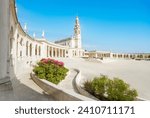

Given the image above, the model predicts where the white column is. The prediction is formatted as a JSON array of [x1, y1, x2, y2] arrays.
[[0, 0, 10, 82]]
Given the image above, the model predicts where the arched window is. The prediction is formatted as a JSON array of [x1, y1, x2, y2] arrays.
[[57, 49, 59, 57], [20, 38, 23, 46], [47, 46, 49, 57], [29, 43, 32, 56], [26, 41, 28, 56], [10, 27, 13, 53], [10, 26, 14, 36], [53, 48, 55, 57], [35, 45, 38, 55], [39, 46, 41, 56], [49, 47, 52, 57]]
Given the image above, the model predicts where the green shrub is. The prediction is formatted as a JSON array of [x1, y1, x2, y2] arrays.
[[107, 78, 138, 101], [91, 76, 109, 100], [84, 75, 138, 101], [84, 81, 94, 94], [33, 58, 69, 84]]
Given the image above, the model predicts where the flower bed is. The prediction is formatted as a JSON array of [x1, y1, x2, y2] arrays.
[[33, 58, 68, 84]]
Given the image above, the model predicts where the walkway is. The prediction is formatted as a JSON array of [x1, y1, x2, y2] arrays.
[[0, 69, 55, 101], [57, 58, 150, 100], [58, 69, 78, 93]]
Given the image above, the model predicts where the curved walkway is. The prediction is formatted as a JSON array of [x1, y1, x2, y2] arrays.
[[0, 69, 55, 101], [58, 69, 78, 93], [56, 58, 150, 100]]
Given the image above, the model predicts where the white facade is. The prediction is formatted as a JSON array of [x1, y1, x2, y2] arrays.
[[55, 16, 84, 57], [1, 0, 149, 84], [87, 51, 150, 60], [0, 0, 10, 83], [0, 0, 84, 83]]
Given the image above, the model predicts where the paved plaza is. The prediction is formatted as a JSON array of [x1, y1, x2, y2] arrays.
[[1, 58, 150, 100], [57, 58, 150, 100], [0, 69, 55, 101]]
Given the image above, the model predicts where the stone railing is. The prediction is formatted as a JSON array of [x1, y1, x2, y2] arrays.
[[73, 69, 147, 101], [73, 69, 99, 100], [30, 72, 94, 101]]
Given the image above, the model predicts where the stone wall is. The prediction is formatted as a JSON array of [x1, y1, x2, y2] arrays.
[[0, 0, 10, 83]]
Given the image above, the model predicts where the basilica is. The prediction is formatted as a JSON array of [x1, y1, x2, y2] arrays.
[[0, 0, 84, 84], [0, 0, 150, 85]]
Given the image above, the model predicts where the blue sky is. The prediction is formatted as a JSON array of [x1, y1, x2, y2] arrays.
[[16, 0, 150, 53]]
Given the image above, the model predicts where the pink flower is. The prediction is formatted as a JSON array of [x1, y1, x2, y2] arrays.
[[40, 58, 48, 64], [40, 58, 46, 62], [57, 61, 64, 66], [40, 58, 64, 66]]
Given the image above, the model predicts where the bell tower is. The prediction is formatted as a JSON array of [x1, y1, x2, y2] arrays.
[[74, 16, 82, 48]]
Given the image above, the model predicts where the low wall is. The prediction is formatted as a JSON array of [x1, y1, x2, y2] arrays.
[[30, 73, 94, 101], [73, 69, 99, 100], [73, 69, 147, 101]]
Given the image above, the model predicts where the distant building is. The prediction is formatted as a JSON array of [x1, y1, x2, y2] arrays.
[[55, 16, 84, 57], [0, 0, 85, 83], [86, 50, 150, 60]]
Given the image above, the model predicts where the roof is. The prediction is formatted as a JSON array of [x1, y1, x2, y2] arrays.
[[55, 37, 72, 43], [89, 50, 111, 53]]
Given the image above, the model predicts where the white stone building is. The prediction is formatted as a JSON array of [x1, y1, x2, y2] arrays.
[[0, 0, 84, 84], [0, 0, 150, 85], [87, 50, 150, 60], [55, 16, 84, 57]]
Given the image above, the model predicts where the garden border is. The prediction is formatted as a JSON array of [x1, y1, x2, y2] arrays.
[[73, 69, 147, 101], [30, 71, 94, 101]]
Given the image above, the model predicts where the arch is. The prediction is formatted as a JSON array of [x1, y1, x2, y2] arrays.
[[57, 48, 59, 57], [53, 48, 56, 57], [47, 46, 49, 57], [20, 38, 23, 46], [10, 26, 14, 36], [10, 27, 14, 52], [39, 46, 41, 56], [63, 50, 65, 57], [139, 55, 143, 58], [35, 44, 38, 55], [16, 41, 18, 57], [29, 43, 32, 56], [60, 49, 62, 57], [49, 47, 52, 57], [26, 41, 28, 56], [9, 26, 14, 67]]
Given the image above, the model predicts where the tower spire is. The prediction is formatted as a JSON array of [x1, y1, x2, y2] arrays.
[[33, 32, 36, 38], [42, 30, 45, 38], [74, 16, 80, 36], [74, 16, 82, 48], [24, 23, 27, 32]]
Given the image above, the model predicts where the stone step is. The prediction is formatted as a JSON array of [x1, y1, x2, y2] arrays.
[[0, 76, 10, 84], [0, 81, 13, 91]]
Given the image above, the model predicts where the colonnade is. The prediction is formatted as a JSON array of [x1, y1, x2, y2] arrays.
[[46, 46, 66, 58]]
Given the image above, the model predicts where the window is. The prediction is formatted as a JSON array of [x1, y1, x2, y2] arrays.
[[35, 45, 38, 55], [20, 38, 23, 46], [26, 41, 28, 56], [29, 43, 32, 56], [39, 46, 41, 56]]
